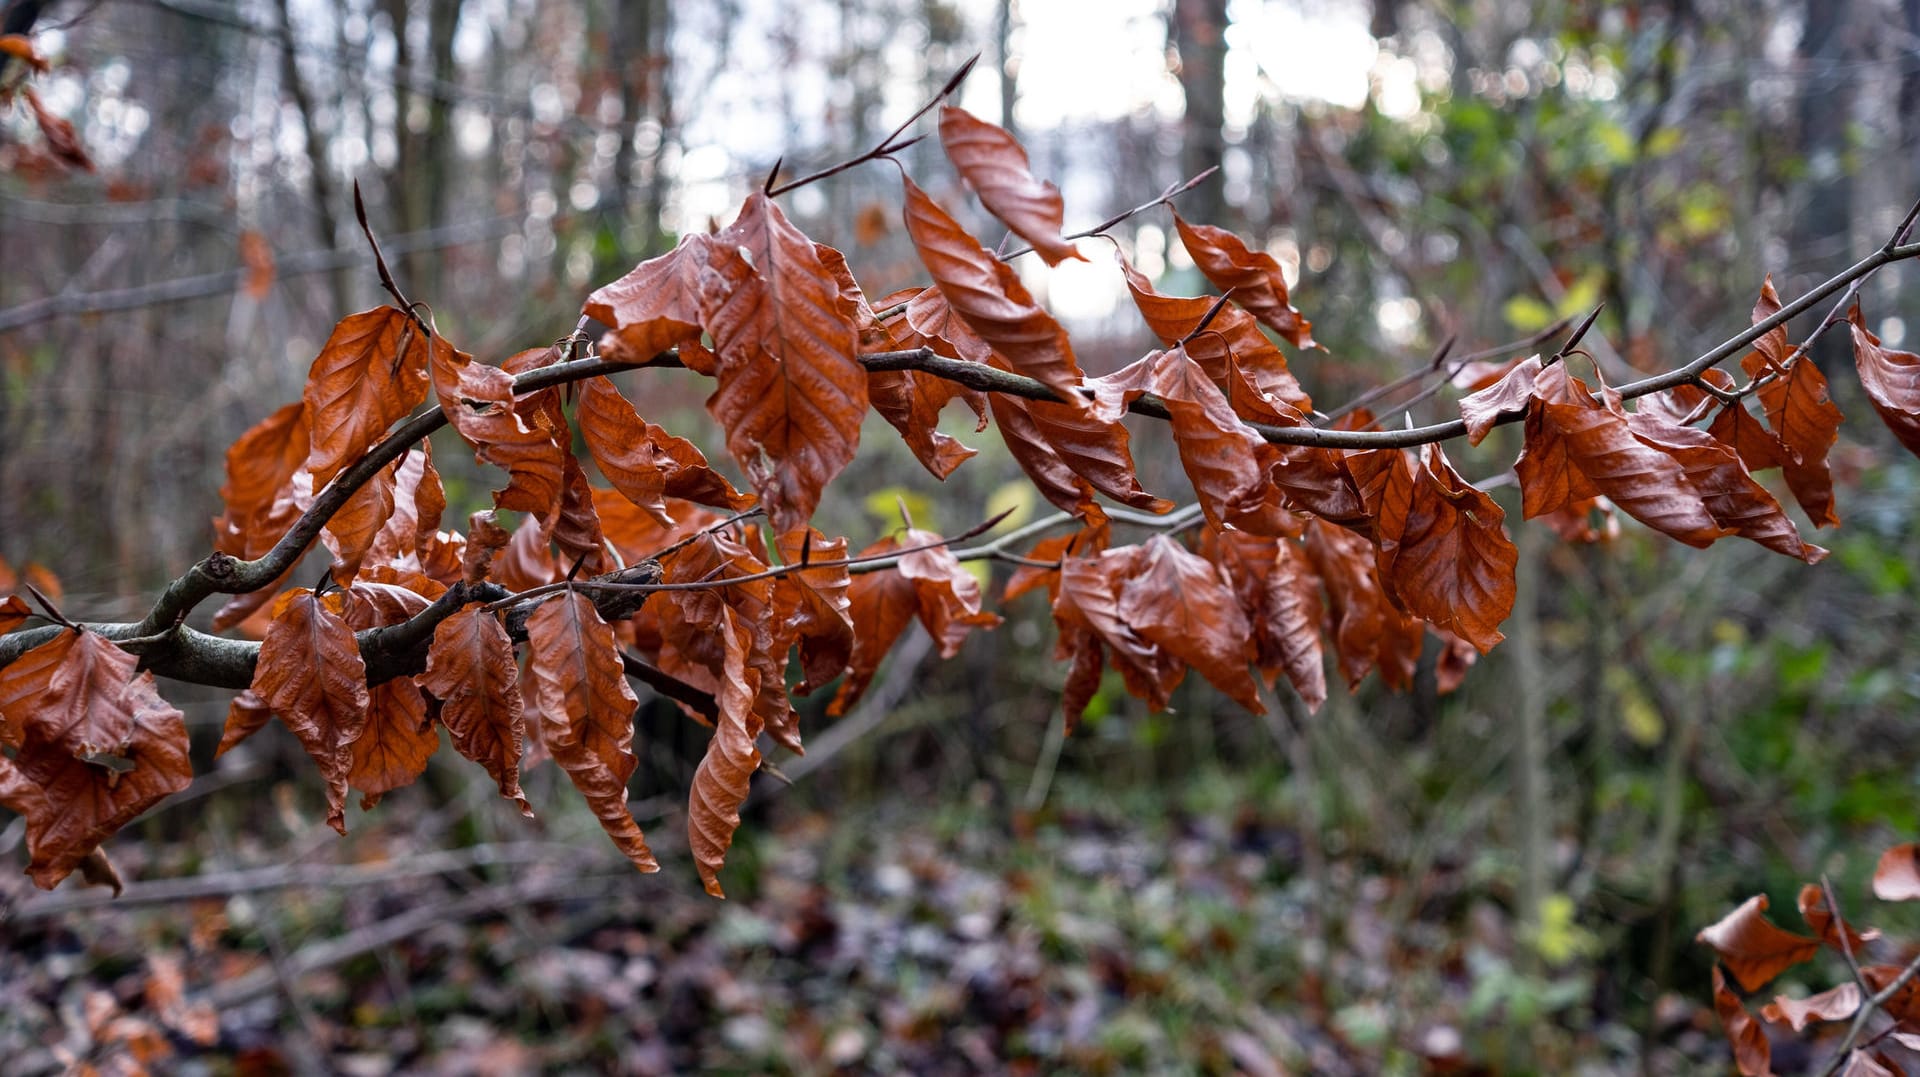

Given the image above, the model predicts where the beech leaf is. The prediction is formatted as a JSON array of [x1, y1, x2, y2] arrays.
[[252, 589, 370, 834], [688, 608, 763, 898], [1172, 211, 1315, 349], [1697, 894, 1821, 992], [700, 194, 867, 531], [526, 592, 657, 872], [420, 605, 532, 815], [1848, 303, 1920, 461], [301, 307, 430, 489], [937, 104, 1084, 266]]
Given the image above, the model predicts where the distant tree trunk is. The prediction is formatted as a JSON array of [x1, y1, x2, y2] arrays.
[[995, 0, 1017, 134], [273, 0, 351, 313], [1170, 0, 1229, 228], [1794, 0, 1855, 364]]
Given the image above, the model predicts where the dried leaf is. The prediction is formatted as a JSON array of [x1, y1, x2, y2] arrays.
[[1116, 250, 1311, 412], [988, 392, 1170, 516], [0, 594, 30, 636], [1302, 518, 1423, 692], [212, 402, 310, 558], [1626, 410, 1826, 563], [320, 456, 400, 585], [901, 175, 1087, 400], [579, 375, 754, 525], [253, 589, 369, 833], [1051, 547, 1182, 724], [1796, 882, 1881, 952], [430, 338, 565, 521], [1697, 894, 1821, 992], [1172, 211, 1314, 349], [700, 194, 867, 531], [1516, 364, 1730, 546], [585, 232, 714, 365], [769, 528, 854, 696], [1848, 304, 1920, 461], [420, 604, 531, 815], [0, 630, 193, 888], [689, 608, 763, 897], [1380, 443, 1518, 653], [937, 105, 1084, 266], [1742, 279, 1842, 527], [1205, 531, 1326, 711], [1873, 843, 1920, 902], [348, 677, 435, 810], [23, 86, 92, 171], [1117, 535, 1261, 712], [1458, 354, 1542, 446], [1761, 982, 1860, 1032], [1711, 966, 1775, 1077], [301, 307, 430, 488], [526, 592, 656, 872], [830, 529, 1000, 714], [214, 690, 273, 760]]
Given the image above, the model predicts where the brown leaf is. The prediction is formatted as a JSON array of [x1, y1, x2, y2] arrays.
[[1117, 535, 1261, 712], [699, 195, 867, 531], [580, 375, 754, 526], [1873, 843, 1920, 901], [904, 284, 995, 366], [365, 445, 446, 575], [689, 607, 764, 898], [212, 402, 310, 558], [463, 509, 513, 585], [829, 529, 1001, 714], [1849, 304, 1920, 461], [937, 105, 1084, 267], [1626, 410, 1826, 563], [1760, 982, 1860, 1032], [1051, 547, 1182, 724], [1116, 250, 1311, 413], [988, 393, 1171, 516], [1449, 354, 1530, 393], [901, 175, 1087, 400], [0, 630, 193, 888], [1458, 354, 1542, 446], [1796, 882, 1882, 953], [1129, 347, 1283, 533], [320, 456, 400, 585], [1204, 531, 1326, 711], [301, 308, 430, 488], [348, 677, 435, 810], [1697, 894, 1821, 992], [550, 453, 612, 575], [239, 229, 276, 299], [1707, 400, 1792, 474], [1742, 279, 1843, 527], [1838, 1051, 1897, 1077], [770, 528, 854, 696], [898, 527, 1003, 658], [655, 530, 795, 747], [1172, 211, 1314, 349], [585, 232, 714, 365], [215, 690, 273, 760], [526, 591, 657, 872], [0, 594, 30, 635], [1302, 518, 1423, 692], [430, 338, 565, 521], [0, 624, 74, 750], [420, 604, 531, 815], [1711, 966, 1775, 1077], [1863, 964, 1920, 1024], [252, 588, 370, 834], [1516, 364, 1729, 546], [1382, 443, 1518, 653]]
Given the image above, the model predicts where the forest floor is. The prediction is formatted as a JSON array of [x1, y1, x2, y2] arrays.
[[1, 755, 1755, 1076]]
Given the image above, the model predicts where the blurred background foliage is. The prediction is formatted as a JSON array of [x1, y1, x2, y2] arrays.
[[5, 0, 1920, 1072]]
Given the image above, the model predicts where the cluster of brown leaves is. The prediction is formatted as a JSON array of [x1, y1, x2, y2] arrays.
[[1698, 844, 1920, 1075], [6, 99, 1920, 903]]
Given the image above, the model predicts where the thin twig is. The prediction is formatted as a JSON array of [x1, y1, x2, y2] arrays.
[[1001, 166, 1219, 261], [764, 54, 978, 197]]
